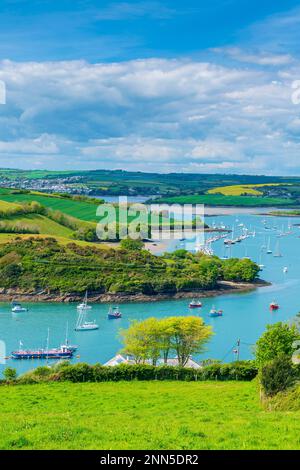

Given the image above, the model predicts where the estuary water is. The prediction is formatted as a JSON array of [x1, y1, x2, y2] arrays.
[[1, 211, 300, 374]]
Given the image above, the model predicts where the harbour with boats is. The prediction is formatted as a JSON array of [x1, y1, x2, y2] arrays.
[[1, 210, 300, 374]]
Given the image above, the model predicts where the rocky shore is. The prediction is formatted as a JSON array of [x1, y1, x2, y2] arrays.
[[0, 279, 269, 304]]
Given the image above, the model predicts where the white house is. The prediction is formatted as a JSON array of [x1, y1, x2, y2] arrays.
[[104, 354, 202, 369]]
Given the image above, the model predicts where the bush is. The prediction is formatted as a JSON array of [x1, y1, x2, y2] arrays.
[[52, 360, 258, 383], [3, 367, 17, 382], [260, 355, 296, 397]]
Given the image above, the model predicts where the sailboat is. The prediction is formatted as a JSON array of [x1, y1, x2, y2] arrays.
[[75, 309, 99, 331], [258, 250, 265, 270], [273, 240, 282, 258], [77, 291, 92, 310], [266, 237, 272, 254]]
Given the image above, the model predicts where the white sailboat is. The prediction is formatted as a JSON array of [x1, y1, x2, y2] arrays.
[[77, 291, 92, 310], [266, 237, 272, 254], [75, 309, 99, 331], [258, 250, 265, 269], [273, 240, 282, 258]]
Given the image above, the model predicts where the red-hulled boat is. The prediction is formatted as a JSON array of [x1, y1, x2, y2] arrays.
[[189, 299, 202, 309], [269, 301, 279, 311]]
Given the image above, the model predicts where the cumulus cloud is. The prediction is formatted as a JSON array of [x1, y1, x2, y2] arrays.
[[0, 56, 300, 173]]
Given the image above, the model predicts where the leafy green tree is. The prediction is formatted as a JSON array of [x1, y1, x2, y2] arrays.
[[3, 367, 17, 381], [222, 258, 259, 282], [255, 322, 300, 366], [166, 316, 213, 366], [121, 318, 162, 365], [121, 316, 213, 367]]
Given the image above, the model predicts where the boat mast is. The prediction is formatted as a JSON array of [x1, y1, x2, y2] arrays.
[[46, 328, 50, 366]]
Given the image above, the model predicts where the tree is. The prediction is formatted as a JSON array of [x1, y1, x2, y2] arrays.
[[120, 316, 213, 367], [255, 322, 300, 366], [260, 355, 296, 397], [121, 317, 162, 365], [166, 316, 213, 367], [3, 367, 17, 381]]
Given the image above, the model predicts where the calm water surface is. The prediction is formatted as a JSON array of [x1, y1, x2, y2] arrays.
[[1, 212, 300, 374]]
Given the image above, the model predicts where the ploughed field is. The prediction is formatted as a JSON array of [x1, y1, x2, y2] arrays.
[[0, 380, 300, 450]]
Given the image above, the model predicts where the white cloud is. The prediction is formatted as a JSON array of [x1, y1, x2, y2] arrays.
[[213, 47, 294, 66], [0, 56, 300, 173]]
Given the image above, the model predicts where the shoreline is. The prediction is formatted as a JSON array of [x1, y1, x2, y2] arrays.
[[0, 279, 269, 304]]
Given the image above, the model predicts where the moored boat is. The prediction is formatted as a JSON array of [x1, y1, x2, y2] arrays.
[[11, 345, 73, 360], [108, 306, 122, 319], [209, 306, 223, 317], [269, 301, 279, 311], [11, 302, 28, 313], [75, 321, 99, 331], [75, 308, 99, 331], [189, 299, 202, 309], [77, 291, 92, 310]]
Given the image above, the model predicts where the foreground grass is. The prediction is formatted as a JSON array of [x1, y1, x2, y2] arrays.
[[0, 381, 300, 450]]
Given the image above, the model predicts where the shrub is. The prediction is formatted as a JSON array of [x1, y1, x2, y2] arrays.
[[3, 367, 17, 382], [260, 355, 296, 397]]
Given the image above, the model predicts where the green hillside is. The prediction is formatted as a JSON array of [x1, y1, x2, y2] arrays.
[[0, 380, 299, 450], [0, 192, 99, 222], [0, 195, 101, 246], [0, 213, 74, 238]]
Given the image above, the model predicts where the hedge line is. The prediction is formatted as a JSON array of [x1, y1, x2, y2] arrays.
[[15, 361, 258, 384]]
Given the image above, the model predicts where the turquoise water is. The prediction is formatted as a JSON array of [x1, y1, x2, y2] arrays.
[[1, 212, 300, 374]]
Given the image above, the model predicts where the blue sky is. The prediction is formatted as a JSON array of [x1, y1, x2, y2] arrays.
[[0, 0, 300, 173]]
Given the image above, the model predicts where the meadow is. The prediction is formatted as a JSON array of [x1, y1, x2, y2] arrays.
[[0, 192, 100, 222], [156, 194, 295, 206], [0, 380, 300, 450]]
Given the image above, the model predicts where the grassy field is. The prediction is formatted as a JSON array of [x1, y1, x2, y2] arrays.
[[0, 380, 300, 450], [207, 183, 290, 196], [0, 214, 74, 238], [0, 199, 23, 212], [0, 193, 100, 222], [156, 194, 295, 206]]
